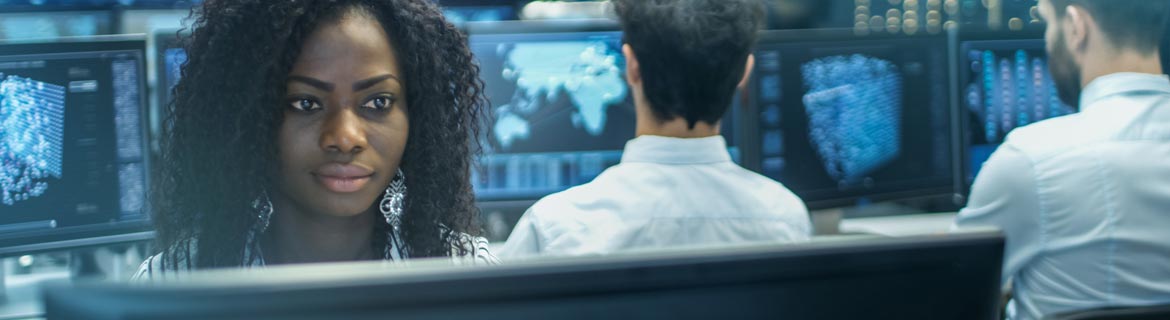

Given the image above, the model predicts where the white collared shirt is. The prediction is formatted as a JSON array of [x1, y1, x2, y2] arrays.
[[954, 73, 1170, 319], [498, 135, 811, 259]]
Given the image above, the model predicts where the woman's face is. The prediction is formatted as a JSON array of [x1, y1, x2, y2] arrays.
[[277, 12, 409, 218]]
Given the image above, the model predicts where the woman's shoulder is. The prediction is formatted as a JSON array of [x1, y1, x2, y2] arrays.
[[446, 230, 500, 265], [132, 239, 199, 282]]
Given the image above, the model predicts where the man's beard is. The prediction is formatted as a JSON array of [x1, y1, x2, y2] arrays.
[[1048, 32, 1083, 108]]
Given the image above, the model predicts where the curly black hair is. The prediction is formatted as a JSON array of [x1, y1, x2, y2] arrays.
[[153, 0, 486, 269]]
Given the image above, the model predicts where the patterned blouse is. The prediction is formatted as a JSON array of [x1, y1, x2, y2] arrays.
[[133, 224, 498, 281]]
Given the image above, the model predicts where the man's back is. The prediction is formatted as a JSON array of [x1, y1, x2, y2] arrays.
[[955, 73, 1170, 319], [498, 136, 811, 258]]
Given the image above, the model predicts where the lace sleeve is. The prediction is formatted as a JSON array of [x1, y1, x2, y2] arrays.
[[131, 239, 197, 282], [450, 233, 500, 265]]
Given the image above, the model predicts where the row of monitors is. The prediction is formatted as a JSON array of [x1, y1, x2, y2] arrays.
[[455, 23, 1072, 210], [0, 24, 1071, 255]]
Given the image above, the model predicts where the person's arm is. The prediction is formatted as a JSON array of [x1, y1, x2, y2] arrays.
[[953, 145, 1045, 287]]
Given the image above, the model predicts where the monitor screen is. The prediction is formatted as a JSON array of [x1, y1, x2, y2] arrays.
[[153, 31, 186, 117], [468, 26, 741, 201], [150, 30, 186, 157], [959, 37, 1076, 184], [750, 30, 955, 208], [0, 38, 152, 254]]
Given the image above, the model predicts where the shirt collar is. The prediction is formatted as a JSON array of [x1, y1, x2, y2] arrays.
[[620, 135, 732, 165], [1079, 72, 1170, 112]]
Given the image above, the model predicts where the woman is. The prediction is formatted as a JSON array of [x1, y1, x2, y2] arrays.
[[136, 0, 495, 280]]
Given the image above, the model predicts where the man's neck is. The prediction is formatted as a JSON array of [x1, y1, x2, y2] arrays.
[[1082, 49, 1164, 88], [264, 199, 378, 265], [636, 116, 721, 138]]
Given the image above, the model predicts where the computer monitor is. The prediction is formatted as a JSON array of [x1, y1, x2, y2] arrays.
[[151, 29, 186, 149], [436, 0, 518, 23], [44, 231, 1005, 319], [466, 21, 742, 202], [748, 29, 956, 210], [443, 6, 516, 24], [957, 32, 1076, 189], [0, 36, 153, 256]]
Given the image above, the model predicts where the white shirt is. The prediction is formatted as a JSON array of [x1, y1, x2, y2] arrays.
[[498, 135, 811, 259], [954, 73, 1170, 320]]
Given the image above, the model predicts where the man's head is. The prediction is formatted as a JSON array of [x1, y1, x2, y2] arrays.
[[1037, 0, 1169, 106], [613, 0, 764, 131]]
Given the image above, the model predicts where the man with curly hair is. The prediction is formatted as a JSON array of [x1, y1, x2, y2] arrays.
[[500, 0, 811, 258]]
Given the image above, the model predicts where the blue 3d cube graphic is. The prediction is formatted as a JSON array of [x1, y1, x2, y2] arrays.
[[800, 55, 903, 185], [1, 74, 67, 205]]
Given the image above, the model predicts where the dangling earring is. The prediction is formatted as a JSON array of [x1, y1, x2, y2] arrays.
[[380, 168, 407, 233], [252, 190, 274, 233]]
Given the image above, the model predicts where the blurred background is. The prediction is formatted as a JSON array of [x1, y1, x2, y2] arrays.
[[0, 0, 1053, 40]]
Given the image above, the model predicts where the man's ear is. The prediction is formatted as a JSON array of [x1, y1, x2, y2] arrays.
[[1064, 5, 1091, 54], [738, 54, 755, 89], [623, 44, 641, 88]]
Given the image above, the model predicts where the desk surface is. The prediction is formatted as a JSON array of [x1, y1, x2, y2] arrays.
[[839, 212, 958, 237]]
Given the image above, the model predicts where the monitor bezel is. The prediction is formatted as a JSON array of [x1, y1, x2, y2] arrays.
[[747, 28, 959, 210], [0, 35, 155, 257]]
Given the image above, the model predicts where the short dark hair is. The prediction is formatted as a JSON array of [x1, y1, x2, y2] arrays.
[[613, 0, 765, 128], [1049, 0, 1170, 54]]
